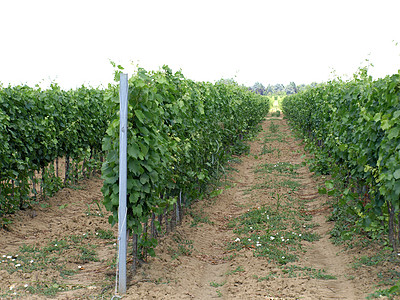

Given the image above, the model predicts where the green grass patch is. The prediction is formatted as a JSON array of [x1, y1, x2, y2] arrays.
[[226, 198, 319, 265], [226, 265, 245, 275], [281, 265, 336, 279], [189, 209, 214, 227], [255, 162, 300, 176]]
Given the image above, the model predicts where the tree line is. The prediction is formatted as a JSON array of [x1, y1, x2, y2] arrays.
[[249, 81, 318, 96]]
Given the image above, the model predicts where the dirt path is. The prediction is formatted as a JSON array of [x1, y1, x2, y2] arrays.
[[124, 115, 373, 299], [0, 115, 392, 299]]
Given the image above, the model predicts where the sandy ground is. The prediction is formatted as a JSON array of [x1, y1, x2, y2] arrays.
[[0, 115, 396, 299]]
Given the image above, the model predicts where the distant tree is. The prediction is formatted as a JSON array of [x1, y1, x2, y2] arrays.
[[297, 84, 307, 92], [217, 78, 237, 85], [265, 84, 274, 95], [274, 84, 285, 93], [285, 82, 298, 95], [250, 82, 266, 95], [248, 81, 318, 96]]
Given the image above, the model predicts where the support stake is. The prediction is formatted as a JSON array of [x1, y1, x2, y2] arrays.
[[118, 73, 128, 294]]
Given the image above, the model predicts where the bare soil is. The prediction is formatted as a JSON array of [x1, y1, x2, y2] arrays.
[[0, 115, 396, 299]]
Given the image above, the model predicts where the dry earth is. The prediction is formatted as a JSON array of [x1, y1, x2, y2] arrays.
[[0, 115, 397, 299]]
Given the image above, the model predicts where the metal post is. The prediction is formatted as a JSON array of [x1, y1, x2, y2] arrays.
[[118, 73, 128, 294]]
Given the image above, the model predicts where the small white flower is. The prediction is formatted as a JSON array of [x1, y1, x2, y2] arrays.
[[250, 227, 253, 230], [267, 216, 269, 220], [299, 234, 302, 237], [258, 237, 260, 240], [9, 286, 13, 290], [55, 244, 58, 247], [15, 263, 21, 267], [7, 256, 12, 259], [83, 233, 86, 236], [12, 259, 15, 261], [2, 255, 5, 258], [113, 243, 116, 246], [282, 256, 285, 259], [30, 260, 34, 263], [248, 239, 251, 242], [235, 238, 240, 242], [96, 232, 99, 235], [24, 284, 29, 288], [270, 236, 275, 240], [78, 265, 82, 269], [286, 239, 289, 241], [15, 255, 18, 257]]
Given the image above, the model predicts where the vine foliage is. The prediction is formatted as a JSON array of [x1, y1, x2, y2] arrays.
[[101, 66, 270, 250]]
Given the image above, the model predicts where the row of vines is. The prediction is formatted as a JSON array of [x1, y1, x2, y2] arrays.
[[101, 66, 270, 262], [0, 84, 110, 225], [0, 65, 270, 263], [282, 68, 400, 251]]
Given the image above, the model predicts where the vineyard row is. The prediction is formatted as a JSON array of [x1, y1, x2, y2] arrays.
[[282, 68, 400, 250]]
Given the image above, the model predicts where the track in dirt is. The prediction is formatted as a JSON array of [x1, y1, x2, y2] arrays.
[[0, 114, 389, 299], [124, 115, 375, 299]]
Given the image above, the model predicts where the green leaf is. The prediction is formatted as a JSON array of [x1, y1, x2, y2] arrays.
[[325, 180, 334, 190], [210, 189, 223, 198], [394, 169, 400, 180], [139, 142, 149, 157], [387, 127, 400, 140], [373, 113, 381, 122], [140, 173, 149, 184], [128, 143, 140, 159], [104, 174, 118, 185], [134, 110, 146, 123], [381, 119, 390, 130]]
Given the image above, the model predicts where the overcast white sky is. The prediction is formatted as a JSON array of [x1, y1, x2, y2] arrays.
[[1, 0, 399, 89]]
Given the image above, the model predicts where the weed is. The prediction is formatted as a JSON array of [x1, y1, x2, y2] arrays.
[[269, 122, 279, 133], [58, 204, 68, 210], [352, 251, 388, 269], [226, 266, 244, 275], [189, 210, 213, 227], [271, 111, 281, 117], [40, 203, 50, 209], [210, 281, 225, 287], [222, 253, 237, 261], [281, 265, 336, 280], [260, 145, 276, 155], [253, 272, 277, 281], [255, 162, 300, 176], [96, 229, 115, 240], [77, 245, 99, 263], [226, 197, 319, 265], [277, 179, 301, 190], [168, 235, 194, 259]]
